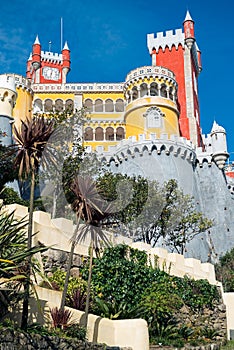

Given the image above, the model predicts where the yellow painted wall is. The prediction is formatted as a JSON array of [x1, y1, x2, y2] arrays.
[[125, 97, 179, 140], [83, 92, 124, 100], [33, 92, 75, 101], [13, 87, 33, 129]]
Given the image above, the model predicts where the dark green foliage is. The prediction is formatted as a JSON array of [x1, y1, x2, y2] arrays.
[[80, 244, 220, 322], [215, 247, 234, 292], [64, 323, 86, 340], [0, 144, 18, 191], [0, 187, 27, 206]]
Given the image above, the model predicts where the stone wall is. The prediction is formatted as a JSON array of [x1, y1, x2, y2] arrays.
[[0, 327, 132, 350], [175, 297, 227, 341]]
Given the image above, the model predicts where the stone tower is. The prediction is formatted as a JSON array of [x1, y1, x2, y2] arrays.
[[0, 74, 17, 146]]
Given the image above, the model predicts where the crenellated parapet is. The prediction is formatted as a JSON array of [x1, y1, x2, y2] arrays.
[[147, 29, 185, 52], [92, 133, 196, 166], [41, 50, 63, 64], [123, 66, 178, 106]]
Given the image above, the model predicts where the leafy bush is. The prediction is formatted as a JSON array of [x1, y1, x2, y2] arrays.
[[64, 323, 86, 340], [215, 247, 234, 292]]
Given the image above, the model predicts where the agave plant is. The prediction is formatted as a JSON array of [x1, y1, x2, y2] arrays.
[[7, 116, 56, 329]]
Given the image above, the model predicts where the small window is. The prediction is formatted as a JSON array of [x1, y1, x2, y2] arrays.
[[132, 87, 138, 101], [84, 127, 93, 141], [84, 99, 93, 112], [94, 99, 103, 112], [95, 127, 104, 141], [116, 127, 125, 140], [150, 83, 158, 96], [33, 99, 43, 113], [55, 99, 64, 112], [106, 127, 114, 141], [115, 99, 124, 112], [65, 99, 74, 112], [160, 84, 167, 98], [44, 99, 53, 112], [105, 99, 114, 112], [140, 83, 148, 97]]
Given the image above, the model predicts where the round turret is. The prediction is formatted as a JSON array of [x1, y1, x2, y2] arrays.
[[0, 74, 17, 145], [183, 10, 195, 49], [123, 65, 180, 140], [62, 41, 71, 84], [210, 121, 229, 169]]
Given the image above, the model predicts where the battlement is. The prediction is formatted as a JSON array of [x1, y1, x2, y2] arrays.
[[41, 50, 62, 63], [147, 29, 185, 53], [125, 65, 175, 86], [87, 133, 196, 164], [0, 74, 16, 92]]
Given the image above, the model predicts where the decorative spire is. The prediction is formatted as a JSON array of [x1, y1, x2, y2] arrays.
[[211, 121, 226, 134], [34, 35, 40, 45], [184, 10, 194, 23], [63, 41, 69, 50]]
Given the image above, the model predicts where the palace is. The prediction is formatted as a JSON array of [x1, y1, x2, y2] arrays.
[[0, 11, 233, 262]]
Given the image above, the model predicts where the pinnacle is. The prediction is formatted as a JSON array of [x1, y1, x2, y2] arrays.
[[184, 10, 194, 22], [63, 41, 70, 50], [34, 35, 40, 45]]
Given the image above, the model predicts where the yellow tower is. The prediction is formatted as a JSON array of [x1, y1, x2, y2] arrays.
[[123, 66, 180, 141]]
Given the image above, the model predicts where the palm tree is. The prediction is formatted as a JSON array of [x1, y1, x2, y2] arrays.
[[60, 175, 113, 328], [9, 116, 56, 329]]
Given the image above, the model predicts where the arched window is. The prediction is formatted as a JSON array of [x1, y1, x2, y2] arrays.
[[115, 98, 124, 112], [65, 99, 74, 112], [95, 127, 104, 141], [105, 99, 114, 112], [84, 99, 93, 112], [150, 83, 158, 96], [169, 87, 173, 100], [94, 99, 103, 112], [106, 127, 114, 141], [44, 99, 53, 112], [33, 99, 43, 113], [140, 83, 148, 97], [160, 84, 167, 98], [116, 127, 125, 140], [84, 127, 93, 141], [55, 99, 64, 112], [132, 87, 138, 101]]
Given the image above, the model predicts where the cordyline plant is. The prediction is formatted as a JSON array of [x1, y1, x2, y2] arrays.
[[8, 116, 56, 330], [60, 175, 114, 329]]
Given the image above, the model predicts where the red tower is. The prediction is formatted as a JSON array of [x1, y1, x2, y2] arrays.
[[26, 37, 71, 84], [147, 11, 202, 146]]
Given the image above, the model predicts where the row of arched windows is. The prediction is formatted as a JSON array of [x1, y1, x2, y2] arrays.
[[84, 126, 125, 141], [125, 82, 176, 104], [84, 98, 125, 113], [33, 99, 74, 113]]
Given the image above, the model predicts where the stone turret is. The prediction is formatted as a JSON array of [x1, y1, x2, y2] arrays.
[[210, 121, 229, 169], [0, 74, 17, 145]]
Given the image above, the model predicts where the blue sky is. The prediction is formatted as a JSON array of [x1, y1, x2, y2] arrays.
[[0, 0, 233, 159]]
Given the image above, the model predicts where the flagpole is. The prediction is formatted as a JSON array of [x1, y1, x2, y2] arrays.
[[61, 17, 63, 51]]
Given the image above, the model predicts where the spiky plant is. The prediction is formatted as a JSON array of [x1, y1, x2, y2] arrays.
[[9, 116, 56, 329], [60, 175, 113, 328]]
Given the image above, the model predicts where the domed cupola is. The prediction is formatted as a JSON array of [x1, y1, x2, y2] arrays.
[[123, 65, 180, 141]]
